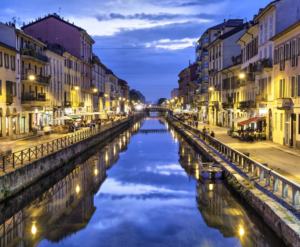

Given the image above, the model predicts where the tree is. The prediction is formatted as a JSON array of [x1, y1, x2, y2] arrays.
[[157, 98, 167, 106]]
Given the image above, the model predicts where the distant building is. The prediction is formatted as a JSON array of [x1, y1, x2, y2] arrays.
[[131, 89, 146, 104], [171, 88, 180, 100]]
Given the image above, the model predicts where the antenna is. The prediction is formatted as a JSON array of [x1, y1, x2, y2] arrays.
[[18, 17, 20, 27], [59, 7, 61, 16]]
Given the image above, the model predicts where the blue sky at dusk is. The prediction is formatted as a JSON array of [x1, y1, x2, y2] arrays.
[[1, 0, 272, 102]]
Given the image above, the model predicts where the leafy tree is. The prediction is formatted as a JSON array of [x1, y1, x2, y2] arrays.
[[157, 98, 167, 106]]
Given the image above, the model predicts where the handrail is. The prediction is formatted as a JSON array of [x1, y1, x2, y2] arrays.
[[0, 115, 143, 173], [171, 117, 300, 206]]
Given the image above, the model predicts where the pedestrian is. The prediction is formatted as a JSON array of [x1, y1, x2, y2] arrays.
[[89, 122, 92, 132], [210, 131, 215, 138], [196, 121, 198, 128], [98, 120, 102, 131]]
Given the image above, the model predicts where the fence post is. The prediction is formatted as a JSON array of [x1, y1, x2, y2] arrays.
[[266, 172, 270, 186], [29, 148, 31, 162], [282, 182, 288, 198], [292, 188, 299, 206], [273, 177, 279, 193], [36, 146, 37, 158], [3, 157, 5, 172], [12, 154, 15, 168], [259, 168, 264, 182], [21, 150, 23, 165]]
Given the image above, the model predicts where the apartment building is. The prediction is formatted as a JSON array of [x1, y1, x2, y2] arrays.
[[271, 20, 300, 148], [92, 55, 107, 113], [105, 69, 119, 114], [207, 20, 246, 125], [118, 79, 130, 113], [0, 23, 19, 137], [22, 13, 95, 118], [195, 19, 245, 122]]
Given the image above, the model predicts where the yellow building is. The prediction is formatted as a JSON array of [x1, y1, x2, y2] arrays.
[[271, 20, 300, 148], [0, 40, 19, 137]]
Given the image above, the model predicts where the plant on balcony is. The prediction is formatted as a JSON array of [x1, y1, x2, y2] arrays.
[[259, 58, 270, 70], [48, 75, 52, 79], [29, 49, 36, 57]]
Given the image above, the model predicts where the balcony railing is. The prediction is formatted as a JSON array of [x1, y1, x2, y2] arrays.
[[277, 98, 292, 110], [20, 49, 49, 63], [238, 100, 256, 109], [21, 74, 50, 85], [6, 95, 13, 105], [196, 56, 202, 62], [231, 55, 242, 66], [208, 69, 217, 75], [201, 63, 209, 69], [21, 93, 48, 104], [256, 94, 268, 102], [196, 44, 202, 51], [63, 101, 72, 107], [202, 51, 209, 57], [79, 102, 85, 107], [201, 37, 209, 45], [222, 97, 234, 109], [202, 76, 209, 82]]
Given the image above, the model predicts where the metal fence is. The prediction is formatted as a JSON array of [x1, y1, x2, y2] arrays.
[[0, 116, 133, 172], [173, 117, 300, 206]]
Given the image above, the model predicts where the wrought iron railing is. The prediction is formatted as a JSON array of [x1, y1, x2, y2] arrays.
[[0, 116, 139, 172]]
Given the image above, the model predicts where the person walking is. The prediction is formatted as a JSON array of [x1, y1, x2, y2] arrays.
[[210, 131, 215, 138], [196, 121, 198, 129]]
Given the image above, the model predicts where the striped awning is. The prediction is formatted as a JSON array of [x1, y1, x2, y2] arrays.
[[238, 117, 266, 126]]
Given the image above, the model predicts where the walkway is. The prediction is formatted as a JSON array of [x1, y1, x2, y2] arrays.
[[191, 121, 300, 184], [0, 117, 124, 154]]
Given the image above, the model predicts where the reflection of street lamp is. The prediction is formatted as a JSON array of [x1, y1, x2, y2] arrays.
[[209, 184, 213, 190], [31, 222, 37, 235]]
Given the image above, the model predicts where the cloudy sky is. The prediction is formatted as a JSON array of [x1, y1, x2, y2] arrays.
[[1, 0, 272, 102]]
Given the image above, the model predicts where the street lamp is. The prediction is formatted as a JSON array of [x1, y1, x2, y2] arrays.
[[29, 74, 35, 81], [119, 97, 121, 100], [209, 87, 213, 90], [104, 94, 108, 97], [239, 73, 245, 79], [123, 98, 125, 101], [93, 88, 97, 92], [75, 86, 79, 90]]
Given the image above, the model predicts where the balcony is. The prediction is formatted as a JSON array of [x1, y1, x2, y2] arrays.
[[201, 63, 209, 70], [202, 51, 209, 57], [21, 93, 49, 106], [231, 55, 242, 66], [209, 101, 219, 107], [202, 37, 209, 46], [81, 71, 86, 76], [196, 68, 201, 74], [79, 102, 85, 107], [196, 56, 202, 62], [111, 96, 116, 100], [20, 49, 49, 64], [253, 63, 262, 75], [199, 101, 209, 106], [21, 73, 50, 85], [222, 97, 234, 109], [262, 59, 273, 72], [98, 92, 105, 97], [196, 44, 202, 52], [214, 84, 221, 91], [238, 73, 255, 86], [277, 98, 292, 110], [238, 100, 256, 109], [209, 69, 218, 75], [202, 76, 209, 83], [86, 72, 91, 78], [63, 101, 72, 107], [6, 95, 13, 105], [256, 94, 268, 102]]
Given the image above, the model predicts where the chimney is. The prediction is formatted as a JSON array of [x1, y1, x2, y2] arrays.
[[189, 60, 191, 66], [224, 19, 226, 22]]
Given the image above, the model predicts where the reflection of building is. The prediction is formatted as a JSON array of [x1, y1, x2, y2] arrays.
[[0, 153, 107, 246], [196, 182, 285, 247]]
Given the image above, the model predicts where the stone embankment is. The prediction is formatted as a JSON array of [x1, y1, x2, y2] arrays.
[[168, 117, 300, 247], [0, 114, 144, 201]]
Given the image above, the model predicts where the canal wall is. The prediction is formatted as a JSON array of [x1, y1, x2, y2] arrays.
[[168, 117, 300, 247], [0, 114, 145, 201]]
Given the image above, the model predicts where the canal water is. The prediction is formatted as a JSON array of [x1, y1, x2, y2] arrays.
[[0, 115, 286, 247]]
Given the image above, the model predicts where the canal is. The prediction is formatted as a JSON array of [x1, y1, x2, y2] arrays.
[[0, 115, 286, 247]]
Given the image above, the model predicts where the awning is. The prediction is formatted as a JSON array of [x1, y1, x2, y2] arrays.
[[71, 113, 93, 116], [231, 117, 248, 123], [68, 115, 81, 119], [53, 116, 72, 121], [92, 112, 105, 115], [238, 117, 266, 126]]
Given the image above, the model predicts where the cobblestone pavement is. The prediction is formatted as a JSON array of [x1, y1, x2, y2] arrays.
[[186, 121, 300, 184]]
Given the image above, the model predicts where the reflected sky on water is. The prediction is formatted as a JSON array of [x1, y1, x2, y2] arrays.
[[0, 115, 286, 247]]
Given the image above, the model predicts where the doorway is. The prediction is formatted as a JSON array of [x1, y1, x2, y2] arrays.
[[291, 114, 296, 147], [269, 109, 273, 141], [29, 114, 32, 132], [285, 113, 290, 146]]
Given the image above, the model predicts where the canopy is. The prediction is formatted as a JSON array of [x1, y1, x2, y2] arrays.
[[53, 116, 72, 121], [68, 115, 81, 119], [231, 117, 248, 123], [238, 117, 266, 126], [71, 113, 93, 116], [92, 112, 105, 115]]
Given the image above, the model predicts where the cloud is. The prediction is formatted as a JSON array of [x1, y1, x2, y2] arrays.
[[96, 12, 217, 22], [177, 0, 226, 7]]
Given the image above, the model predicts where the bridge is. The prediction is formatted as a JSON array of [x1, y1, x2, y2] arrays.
[[145, 107, 170, 112], [138, 129, 169, 134]]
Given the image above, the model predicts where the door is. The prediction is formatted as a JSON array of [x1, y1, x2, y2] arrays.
[[29, 114, 32, 132], [21, 117, 25, 134], [292, 114, 296, 147]]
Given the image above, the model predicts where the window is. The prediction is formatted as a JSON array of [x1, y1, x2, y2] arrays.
[[264, 48, 267, 58], [298, 75, 300, 97], [4, 54, 9, 68], [17, 59, 19, 74], [280, 113, 283, 131], [291, 76, 296, 97], [260, 25, 263, 45], [268, 77, 272, 95], [0, 52, 2, 67], [264, 20, 268, 43], [11, 56, 15, 70], [269, 45, 272, 60], [270, 16, 273, 38]]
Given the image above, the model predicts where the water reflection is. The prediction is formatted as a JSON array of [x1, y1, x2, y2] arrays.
[[0, 117, 286, 247]]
